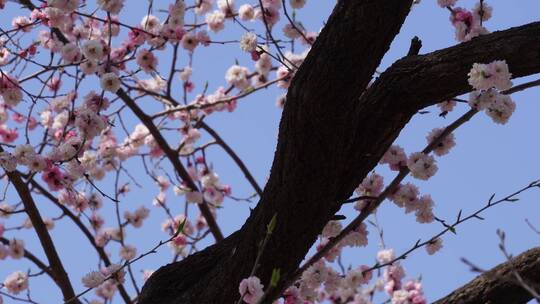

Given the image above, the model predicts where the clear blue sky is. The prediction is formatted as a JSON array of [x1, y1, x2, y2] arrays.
[[1, 1, 539, 303]]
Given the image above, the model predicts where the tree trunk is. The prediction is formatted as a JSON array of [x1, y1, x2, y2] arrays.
[[138, 1, 540, 303], [434, 247, 540, 304]]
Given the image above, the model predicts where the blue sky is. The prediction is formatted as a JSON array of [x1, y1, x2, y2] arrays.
[[1, 0, 539, 303]]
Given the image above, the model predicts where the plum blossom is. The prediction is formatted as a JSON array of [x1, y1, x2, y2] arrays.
[[290, 0, 306, 9], [239, 4, 255, 20], [47, 0, 80, 12], [206, 10, 226, 33], [426, 238, 443, 255], [12, 16, 32, 32], [302, 261, 330, 289], [468, 60, 512, 91], [9, 238, 24, 259], [407, 152, 438, 181], [0, 151, 17, 172], [380, 145, 407, 171], [141, 15, 162, 34], [0, 48, 9, 66], [485, 93, 515, 124], [82, 40, 104, 61], [100, 73, 121, 92], [124, 206, 150, 228], [377, 248, 395, 264], [75, 108, 107, 139], [82, 271, 106, 288], [450, 7, 488, 42], [255, 6, 280, 26], [240, 32, 258, 52], [103, 263, 126, 284], [437, 100, 457, 115], [356, 172, 384, 197], [95, 280, 117, 299], [217, 0, 235, 15], [322, 220, 342, 238], [181, 32, 198, 51], [136, 49, 158, 72], [81, 60, 99, 75], [179, 67, 192, 82], [415, 195, 435, 223], [437, 0, 457, 7], [225, 65, 250, 89], [119, 245, 137, 260], [426, 128, 456, 156], [238, 276, 264, 304], [3, 271, 28, 294], [61, 42, 82, 63], [97, 0, 124, 14], [473, 2, 493, 21], [283, 23, 303, 39], [168, 1, 185, 26], [195, 0, 214, 15]]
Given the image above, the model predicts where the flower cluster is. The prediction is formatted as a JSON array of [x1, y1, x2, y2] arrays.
[[443, 2, 492, 42], [468, 60, 515, 124]]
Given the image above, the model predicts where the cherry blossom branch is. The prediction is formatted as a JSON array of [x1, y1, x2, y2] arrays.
[[278, 77, 540, 295], [0, 237, 54, 279], [65, 220, 187, 304], [151, 75, 288, 118], [281, 0, 312, 46], [26, 179, 133, 303], [117, 88, 224, 241], [0, 147, 80, 304], [361, 179, 540, 275]]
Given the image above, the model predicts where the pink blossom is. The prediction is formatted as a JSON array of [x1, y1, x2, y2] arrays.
[[426, 128, 456, 156], [486, 93, 515, 124], [256, 6, 280, 26], [437, 100, 457, 115], [239, 276, 264, 304], [82, 271, 106, 288], [3, 271, 28, 294], [415, 195, 434, 223], [468, 60, 512, 91], [426, 238, 443, 255], [290, 0, 306, 9], [407, 152, 438, 181], [437, 0, 457, 8], [97, 0, 124, 14], [136, 49, 158, 72], [380, 145, 407, 171], [42, 166, 65, 191], [206, 10, 226, 33], [239, 4, 255, 21]]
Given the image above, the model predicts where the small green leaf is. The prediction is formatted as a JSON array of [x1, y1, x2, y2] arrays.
[[448, 226, 457, 234], [267, 213, 277, 234], [175, 219, 186, 236], [270, 268, 281, 287]]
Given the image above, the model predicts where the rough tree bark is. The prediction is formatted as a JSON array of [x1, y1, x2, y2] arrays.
[[434, 247, 540, 304], [137, 0, 540, 303]]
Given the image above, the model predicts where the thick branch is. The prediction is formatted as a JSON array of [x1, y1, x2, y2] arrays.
[[140, 17, 540, 304], [435, 247, 540, 304], [117, 89, 224, 241], [375, 21, 540, 112], [28, 179, 133, 304], [139, 1, 415, 303]]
